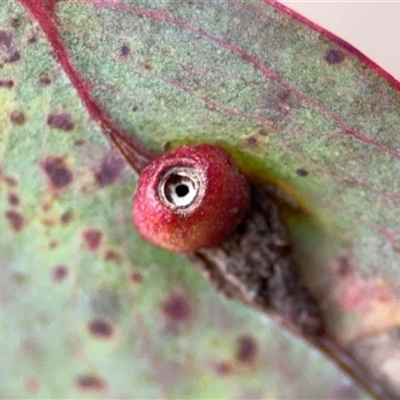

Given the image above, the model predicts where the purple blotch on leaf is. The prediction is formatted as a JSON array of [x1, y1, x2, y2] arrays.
[[83, 228, 103, 251], [95, 154, 124, 187], [39, 72, 52, 86], [162, 292, 192, 323], [5, 210, 24, 232], [104, 249, 122, 263], [10, 110, 26, 125], [0, 80, 14, 89], [7, 51, 21, 63], [88, 318, 115, 339], [7, 193, 20, 206], [75, 375, 107, 391], [325, 49, 345, 65], [52, 265, 69, 282], [47, 112, 74, 132], [120, 44, 130, 56], [236, 334, 258, 365], [41, 156, 73, 190]]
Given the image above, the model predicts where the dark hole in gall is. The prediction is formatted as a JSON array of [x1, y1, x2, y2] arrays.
[[176, 184, 189, 197], [236, 222, 246, 235]]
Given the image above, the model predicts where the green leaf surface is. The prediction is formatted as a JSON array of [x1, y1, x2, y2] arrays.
[[1, 0, 400, 398]]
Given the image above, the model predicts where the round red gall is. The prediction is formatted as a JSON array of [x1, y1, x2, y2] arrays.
[[132, 144, 250, 252]]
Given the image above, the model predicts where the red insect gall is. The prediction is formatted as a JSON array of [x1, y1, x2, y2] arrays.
[[132, 144, 250, 252]]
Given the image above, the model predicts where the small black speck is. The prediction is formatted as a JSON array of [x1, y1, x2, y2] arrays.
[[296, 168, 308, 177]]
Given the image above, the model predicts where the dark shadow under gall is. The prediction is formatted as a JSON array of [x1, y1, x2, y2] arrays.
[[189, 183, 325, 337]]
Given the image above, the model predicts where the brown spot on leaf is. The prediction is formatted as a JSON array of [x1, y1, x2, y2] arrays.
[[39, 72, 51, 86], [257, 128, 268, 137], [131, 104, 139, 112], [246, 135, 258, 148], [337, 257, 352, 277], [4, 175, 18, 187], [296, 168, 308, 177], [120, 44, 130, 57], [41, 156, 73, 190], [52, 265, 68, 282], [60, 210, 73, 224], [0, 80, 14, 89], [236, 334, 258, 365], [83, 228, 103, 251], [7, 50, 21, 63], [277, 89, 291, 102], [11, 271, 26, 284], [5, 210, 24, 232], [75, 374, 107, 391], [11, 18, 21, 29], [47, 112, 74, 132], [7, 192, 20, 206], [104, 249, 122, 263], [48, 240, 58, 249], [214, 361, 233, 375], [325, 49, 345, 65], [74, 139, 85, 146], [28, 36, 37, 44], [41, 218, 55, 227], [10, 110, 26, 125], [95, 154, 124, 187], [25, 377, 40, 393], [88, 318, 115, 339], [162, 292, 192, 323], [130, 271, 143, 283], [41, 202, 51, 212], [0, 31, 12, 48]]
